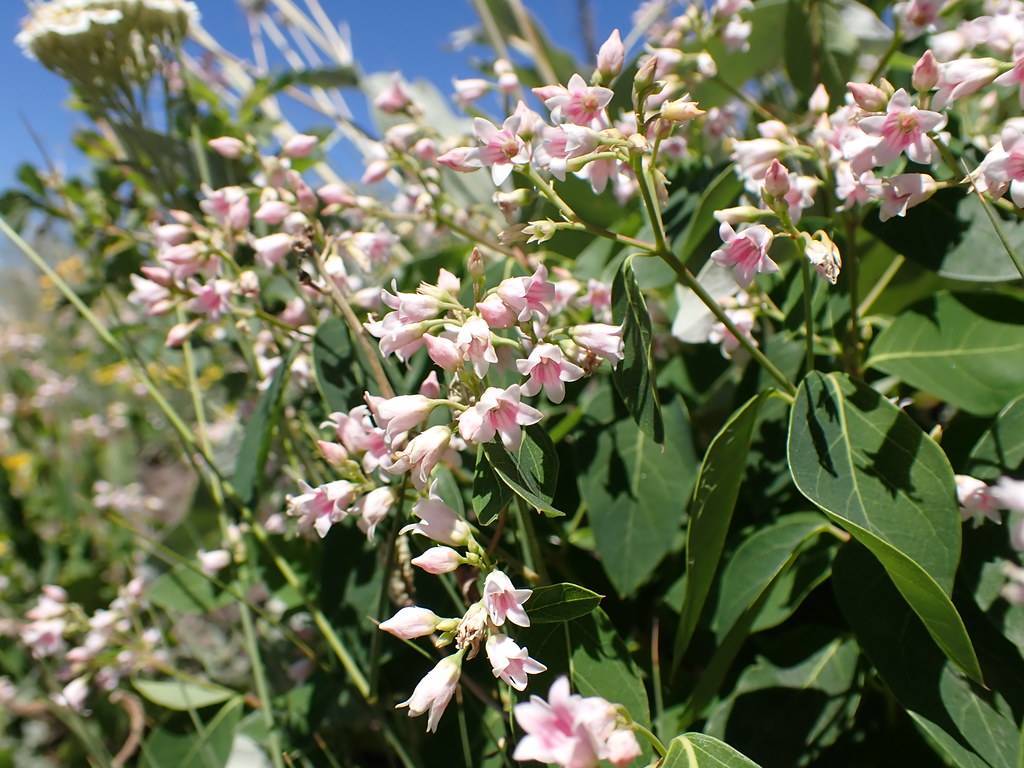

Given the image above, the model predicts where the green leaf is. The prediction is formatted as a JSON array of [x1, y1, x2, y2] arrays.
[[580, 401, 698, 596], [140, 698, 241, 768], [673, 392, 766, 668], [669, 165, 743, 267], [147, 564, 234, 615], [863, 188, 1024, 282], [966, 393, 1024, 481], [711, 513, 831, 640], [483, 425, 561, 517], [240, 66, 359, 120], [788, 371, 982, 682], [663, 733, 762, 767], [233, 346, 296, 507], [312, 317, 366, 411], [612, 254, 664, 443], [472, 447, 512, 525], [834, 544, 1018, 768], [526, 583, 603, 624], [868, 292, 1024, 415], [132, 678, 236, 711]]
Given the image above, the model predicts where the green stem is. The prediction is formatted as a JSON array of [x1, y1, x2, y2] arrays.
[[800, 259, 815, 374], [630, 154, 668, 254], [631, 722, 667, 758], [843, 215, 862, 376]]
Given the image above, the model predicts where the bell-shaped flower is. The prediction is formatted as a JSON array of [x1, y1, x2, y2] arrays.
[[458, 385, 543, 452], [483, 570, 532, 628]]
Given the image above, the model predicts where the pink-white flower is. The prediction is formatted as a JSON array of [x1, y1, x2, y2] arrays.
[[596, 29, 624, 79], [932, 57, 999, 109], [403, 485, 472, 546], [21, 618, 67, 658], [476, 294, 516, 328], [208, 136, 245, 159], [423, 334, 462, 371], [252, 233, 293, 268], [486, 634, 547, 691], [835, 163, 882, 209], [537, 73, 614, 126], [711, 222, 777, 286], [458, 385, 543, 452], [254, 199, 291, 225], [995, 44, 1024, 106], [497, 264, 555, 322], [200, 185, 250, 231], [375, 76, 412, 113], [708, 308, 757, 358], [453, 77, 490, 105], [365, 312, 427, 361], [469, 116, 530, 185], [723, 17, 752, 52], [356, 486, 396, 539], [287, 480, 356, 538], [516, 344, 584, 404], [411, 546, 465, 575], [955, 474, 1001, 525], [456, 315, 499, 377], [365, 394, 438, 440], [483, 570, 532, 628], [606, 729, 643, 767], [128, 274, 173, 316], [387, 425, 452, 488], [282, 133, 318, 158], [188, 279, 233, 319], [197, 549, 231, 575], [381, 285, 440, 323], [53, 676, 89, 713], [991, 477, 1024, 512], [731, 138, 789, 186], [858, 89, 946, 166], [398, 653, 462, 733], [380, 606, 442, 640], [878, 173, 937, 221], [570, 323, 624, 365], [896, 0, 943, 38], [437, 146, 478, 173]]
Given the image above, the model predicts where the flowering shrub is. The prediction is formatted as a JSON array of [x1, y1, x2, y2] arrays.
[[5, 0, 1024, 765]]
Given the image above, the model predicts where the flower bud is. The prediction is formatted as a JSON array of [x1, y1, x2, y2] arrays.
[[913, 50, 939, 92], [659, 98, 705, 123], [208, 136, 245, 159], [523, 219, 558, 244], [762, 159, 791, 198], [846, 81, 887, 111], [596, 29, 624, 79], [411, 546, 465, 575], [808, 83, 829, 113], [282, 133, 318, 158], [380, 606, 442, 640], [633, 56, 659, 98]]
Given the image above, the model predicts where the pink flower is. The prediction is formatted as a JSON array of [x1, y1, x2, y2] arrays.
[[318, 183, 355, 206], [387, 425, 452, 488], [380, 606, 442, 640], [835, 163, 881, 209], [486, 634, 547, 691], [537, 73, 614, 126], [476, 294, 516, 328], [1003, 563, 1024, 605], [731, 138, 788, 185], [128, 274, 173, 316], [208, 136, 245, 159], [955, 475, 1001, 525], [254, 199, 291, 225], [200, 185, 250, 231], [403, 485, 472, 546], [711, 222, 777, 286], [878, 173, 937, 221], [570, 323, 624, 365], [458, 385, 544, 452], [282, 133, 318, 158], [708, 308, 757, 358], [453, 77, 490, 105], [516, 344, 584, 404], [513, 677, 614, 768], [365, 313, 426, 360], [423, 334, 462, 371], [188, 279, 233, 319], [287, 480, 356, 538], [995, 44, 1024, 106], [437, 146, 478, 173], [21, 618, 67, 659], [411, 546, 465, 575], [858, 89, 946, 166], [356, 486, 395, 539], [197, 549, 231, 575], [365, 394, 438, 440], [606, 730, 642, 767], [456, 315, 499, 377], [990, 477, 1024, 512], [375, 76, 412, 113], [469, 116, 530, 185], [398, 653, 462, 733], [53, 676, 89, 713], [596, 29, 624, 79], [483, 570, 532, 627], [932, 57, 999, 109], [252, 233, 293, 268], [497, 264, 555, 321]]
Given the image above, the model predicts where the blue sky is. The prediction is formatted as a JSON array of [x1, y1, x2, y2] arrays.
[[1, 1, 641, 188]]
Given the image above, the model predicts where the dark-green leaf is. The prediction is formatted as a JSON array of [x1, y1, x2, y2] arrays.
[[868, 292, 1024, 415], [788, 371, 982, 682], [526, 583, 603, 624], [233, 346, 296, 508], [673, 392, 767, 668], [471, 447, 512, 525], [483, 424, 561, 517], [612, 254, 664, 443], [580, 401, 698, 596], [967, 393, 1024, 481], [312, 317, 366, 411]]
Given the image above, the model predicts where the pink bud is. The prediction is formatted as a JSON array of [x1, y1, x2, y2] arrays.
[[282, 133, 318, 158], [362, 159, 391, 184], [380, 606, 442, 639], [913, 50, 940, 91], [423, 334, 462, 371], [846, 81, 887, 111], [436, 147, 477, 173], [254, 200, 291, 225], [596, 29, 624, 78], [317, 440, 349, 466], [317, 183, 355, 206], [252, 233, 293, 269], [808, 83, 830, 112], [763, 159, 791, 197], [411, 546, 464, 574], [197, 549, 231, 575], [208, 136, 245, 159], [165, 320, 199, 349], [419, 370, 441, 398]]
